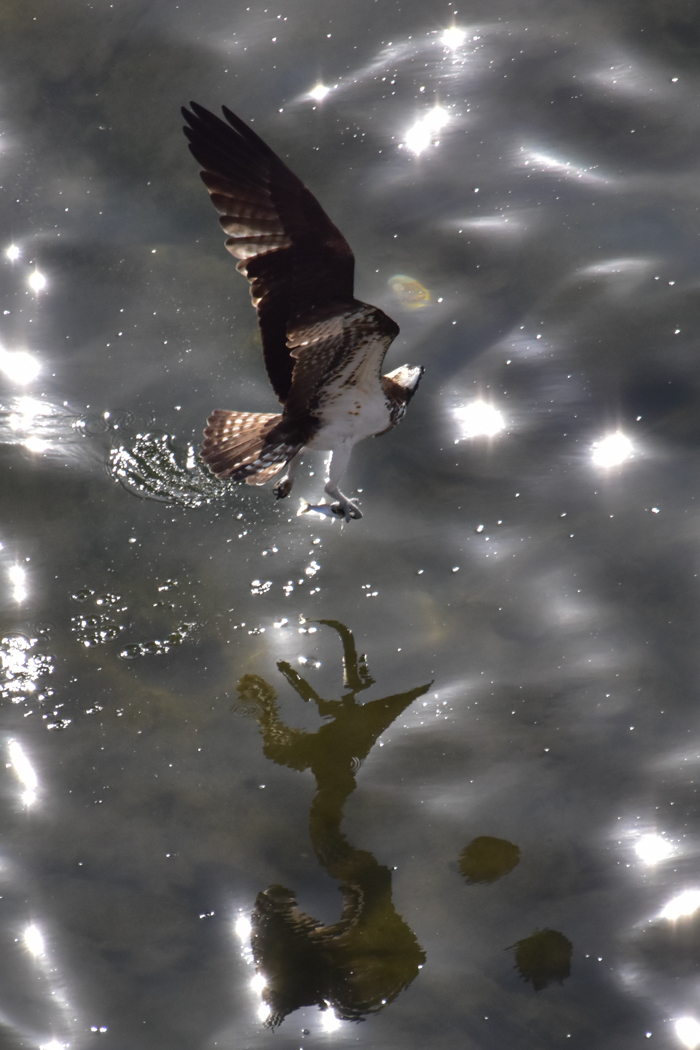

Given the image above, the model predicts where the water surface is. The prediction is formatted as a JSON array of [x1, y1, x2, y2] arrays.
[[1, 0, 700, 1047]]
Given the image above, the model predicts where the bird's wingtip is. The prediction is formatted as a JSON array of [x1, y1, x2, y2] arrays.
[[185, 100, 214, 123]]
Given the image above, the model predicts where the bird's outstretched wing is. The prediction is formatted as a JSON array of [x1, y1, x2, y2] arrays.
[[283, 303, 399, 420], [182, 102, 357, 403]]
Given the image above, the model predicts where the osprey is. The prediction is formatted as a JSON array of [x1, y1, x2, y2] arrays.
[[182, 102, 423, 521]]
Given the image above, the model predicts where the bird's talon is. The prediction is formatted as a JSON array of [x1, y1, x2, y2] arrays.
[[274, 476, 292, 499], [331, 500, 362, 521]]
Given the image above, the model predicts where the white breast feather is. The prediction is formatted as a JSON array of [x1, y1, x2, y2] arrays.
[[305, 334, 392, 451]]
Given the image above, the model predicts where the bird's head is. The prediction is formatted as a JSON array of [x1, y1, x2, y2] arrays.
[[382, 364, 424, 406]]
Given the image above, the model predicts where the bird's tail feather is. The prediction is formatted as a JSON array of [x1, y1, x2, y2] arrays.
[[201, 410, 297, 484]]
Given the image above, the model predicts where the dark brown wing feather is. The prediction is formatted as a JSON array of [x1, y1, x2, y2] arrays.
[[202, 409, 299, 481], [182, 102, 356, 403]]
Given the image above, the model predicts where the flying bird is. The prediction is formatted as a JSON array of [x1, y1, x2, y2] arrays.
[[182, 102, 423, 520]]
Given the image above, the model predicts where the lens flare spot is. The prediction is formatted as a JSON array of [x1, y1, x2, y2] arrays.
[[387, 274, 431, 310], [5, 245, 20, 261]]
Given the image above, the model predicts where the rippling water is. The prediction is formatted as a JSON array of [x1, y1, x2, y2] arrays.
[[2, 0, 700, 1047]]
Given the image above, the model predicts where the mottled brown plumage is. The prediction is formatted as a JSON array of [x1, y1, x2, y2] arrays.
[[182, 102, 423, 519]]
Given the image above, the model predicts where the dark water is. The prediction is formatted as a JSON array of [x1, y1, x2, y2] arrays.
[[2, 0, 700, 1047]]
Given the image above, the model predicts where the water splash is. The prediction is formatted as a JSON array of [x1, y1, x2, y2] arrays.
[[0, 634, 54, 702], [118, 623, 194, 661], [109, 432, 229, 507], [71, 614, 126, 647], [70, 591, 128, 647]]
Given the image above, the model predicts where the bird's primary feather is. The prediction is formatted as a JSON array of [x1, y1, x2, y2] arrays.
[[182, 102, 357, 404]]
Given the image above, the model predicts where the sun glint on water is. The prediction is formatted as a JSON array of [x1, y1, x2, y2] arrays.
[[454, 401, 505, 440], [591, 432, 633, 468], [676, 1017, 700, 1049]]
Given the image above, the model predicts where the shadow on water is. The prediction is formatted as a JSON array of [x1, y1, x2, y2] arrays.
[[236, 619, 431, 1028]]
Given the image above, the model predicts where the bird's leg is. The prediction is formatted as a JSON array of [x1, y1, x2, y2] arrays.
[[324, 445, 362, 521], [274, 450, 302, 499]]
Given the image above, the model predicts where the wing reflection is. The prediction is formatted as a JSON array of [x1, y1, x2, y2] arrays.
[[237, 619, 430, 1028]]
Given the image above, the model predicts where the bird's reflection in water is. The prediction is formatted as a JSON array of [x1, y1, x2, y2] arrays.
[[236, 619, 430, 1028]]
